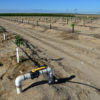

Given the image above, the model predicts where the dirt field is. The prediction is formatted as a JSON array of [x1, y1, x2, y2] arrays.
[[0, 16, 100, 100]]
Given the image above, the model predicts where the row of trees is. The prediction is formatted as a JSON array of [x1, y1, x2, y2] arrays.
[[0, 26, 26, 64], [1, 15, 96, 34]]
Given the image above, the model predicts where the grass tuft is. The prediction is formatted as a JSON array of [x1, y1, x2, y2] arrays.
[[0, 61, 3, 66], [19, 56, 28, 63], [0, 26, 6, 33]]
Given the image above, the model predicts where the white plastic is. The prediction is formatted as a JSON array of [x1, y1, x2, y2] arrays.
[[16, 47, 19, 63], [15, 73, 31, 94], [3, 34, 6, 40], [39, 67, 53, 83], [15, 67, 53, 94]]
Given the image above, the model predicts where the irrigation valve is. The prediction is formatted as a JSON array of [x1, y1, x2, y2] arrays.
[[15, 67, 56, 94]]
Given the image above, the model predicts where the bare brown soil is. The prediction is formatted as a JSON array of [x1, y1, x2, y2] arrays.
[[0, 17, 100, 100]]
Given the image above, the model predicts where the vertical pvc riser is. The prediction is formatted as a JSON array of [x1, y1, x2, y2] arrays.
[[17, 87, 22, 94], [16, 48, 19, 63], [3, 34, 6, 40], [48, 68, 53, 83]]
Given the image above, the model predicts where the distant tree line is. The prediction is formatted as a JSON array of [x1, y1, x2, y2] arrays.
[[0, 13, 75, 17]]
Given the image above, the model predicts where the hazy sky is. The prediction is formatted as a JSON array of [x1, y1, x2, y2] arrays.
[[0, 0, 100, 14]]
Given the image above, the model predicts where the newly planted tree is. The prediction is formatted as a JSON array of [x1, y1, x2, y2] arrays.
[[27, 20, 29, 24], [67, 19, 69, 24], [83, 19, 86, 26], [21, 19, 23, 23], [71, 23, 75, 33], [50, 24, 52, 29], [37, 21, 39, 26], [15, 35, 24, 63], [0, 26, 6, 33], [0, 61, 3, 66], [0, 26, 7, 40]]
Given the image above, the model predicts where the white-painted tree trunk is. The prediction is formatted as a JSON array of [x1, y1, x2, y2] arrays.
[[3, 34, 6, 40], [16, 47, 19, 63]]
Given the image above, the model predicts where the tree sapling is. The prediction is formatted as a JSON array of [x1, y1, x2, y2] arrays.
[[15, 35, 24, 63], [71, 23, 75, 33]]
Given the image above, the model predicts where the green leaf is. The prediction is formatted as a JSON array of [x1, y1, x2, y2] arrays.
[[15, 35, 24, 46], [71, 23, 75, 27], [0, 62, 3, 66]]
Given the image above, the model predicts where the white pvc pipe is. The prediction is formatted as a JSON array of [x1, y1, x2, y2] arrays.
[[3, 34, 6, 40], [15, 67, 53, 94], [16, 47, 19, 63], [15, 73, 31, 94], [39, 67, 53, 84]]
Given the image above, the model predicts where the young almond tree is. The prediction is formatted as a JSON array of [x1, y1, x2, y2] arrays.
[[83, 19, 86, 26], [71, 23, 75, 33], [50, 24, 52, 29], [15, 35, 24, 63], [0, 61, 3, 66], [0, 26, 7, 40], [0, 26, 6, 33], [67, 19, 69, 24], [37, 21, 39, 26]]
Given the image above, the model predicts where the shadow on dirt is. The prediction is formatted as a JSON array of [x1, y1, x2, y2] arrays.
[[60, 32, 79, 40], [50, 58, 64, 61], [68, 81, 100, 92], [23, 75, 75, 92], [23, 75, 100, 93], [21, 47, 41, 66], [21, 40, 64, 67]]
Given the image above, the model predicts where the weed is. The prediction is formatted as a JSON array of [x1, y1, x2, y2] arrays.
[[0, 26, 6, 33], [19, 56, 28, 63], [71, 23, 75, 33], [0, 62, 3, 66]]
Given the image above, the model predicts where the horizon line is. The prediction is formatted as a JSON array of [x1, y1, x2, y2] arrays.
[[0, 9, 99, 15]]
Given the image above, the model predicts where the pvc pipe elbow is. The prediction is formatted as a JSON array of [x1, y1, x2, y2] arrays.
[[15, 73, 31, 94], [15, 75, 24, 94], [15, 75, 24, 87]]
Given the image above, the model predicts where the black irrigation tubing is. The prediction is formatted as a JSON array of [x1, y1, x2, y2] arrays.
[[0, 13, 75, 17]]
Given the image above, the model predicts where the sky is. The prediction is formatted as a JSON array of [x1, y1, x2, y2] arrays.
[[0, 0, 100, 14]]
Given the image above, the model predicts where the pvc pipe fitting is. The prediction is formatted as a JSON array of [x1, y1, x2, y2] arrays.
[[15, 67, 53, 94]]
